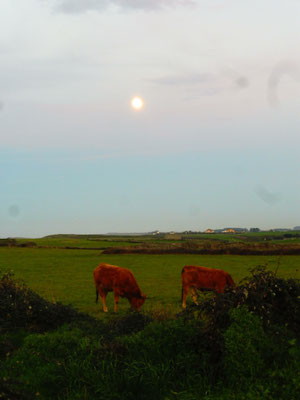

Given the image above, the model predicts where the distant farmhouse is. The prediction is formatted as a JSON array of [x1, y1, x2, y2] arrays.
[[223, 227, 248, 233], [204, 227, 248, 234], [151, 230, 161, 235], [222, 228, 245, 233]]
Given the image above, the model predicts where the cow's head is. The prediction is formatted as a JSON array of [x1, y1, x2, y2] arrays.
[[131, 293, 147, 310]]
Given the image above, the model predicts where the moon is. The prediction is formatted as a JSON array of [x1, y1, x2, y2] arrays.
[[131, 96, 144, 110]]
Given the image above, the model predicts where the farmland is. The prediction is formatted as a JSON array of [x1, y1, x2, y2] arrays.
[[0, 233, 300, 316], [1, 234, 300, 399]]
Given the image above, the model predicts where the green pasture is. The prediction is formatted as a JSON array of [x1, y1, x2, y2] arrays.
[[15, 237, 140, 249], [13, 231, 300, 250], [0, 247, 299, 318], [183, 231, 300, 243]]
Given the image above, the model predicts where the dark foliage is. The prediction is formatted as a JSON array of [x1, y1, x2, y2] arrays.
[[16, 241, 37, 248], [195, 266, 300, 336], [105, 310, 153, 336], [0, 377, 33, 400], [103, 242, 300, 255], [0, 239, 36, 248], [0, 271, 100, 334], [179, 266, 300, 381], [0, 239, 17, 247], [1, 268, 300, 400], [284, 233, 300, 239]]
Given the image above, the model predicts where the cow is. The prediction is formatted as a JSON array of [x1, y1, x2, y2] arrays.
[[93, 263, 146, 312], [181, 265, 235, 309]]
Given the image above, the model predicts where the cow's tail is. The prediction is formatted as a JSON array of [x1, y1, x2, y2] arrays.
[[95, 289, 99, 303], [226, 274, 235, 288]]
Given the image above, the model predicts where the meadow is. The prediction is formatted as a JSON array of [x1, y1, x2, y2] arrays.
[[0, 245, 299, 317], [14, 236, 140, 249], [1, 235, 300, 400]]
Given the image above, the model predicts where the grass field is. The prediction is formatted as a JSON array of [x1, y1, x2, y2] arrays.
[[1, 247, 299, 318], [13, 231, 300, 248], [181, 231, 300, 243], [15, 237, 141, 248], [1, 244, 300, 400]]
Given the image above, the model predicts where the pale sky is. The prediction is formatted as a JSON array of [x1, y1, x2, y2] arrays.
[[1, 0, 300, 237]]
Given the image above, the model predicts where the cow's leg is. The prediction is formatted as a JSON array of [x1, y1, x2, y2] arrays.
[[191, 288, 199, 305], [216, 277, 226, 294], [113, 291, 120, 313], [98, 289, 108, 312], [182, 287, 189, 309]]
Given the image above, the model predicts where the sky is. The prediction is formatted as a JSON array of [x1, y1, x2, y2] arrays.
[[1, 0, 300, 237]]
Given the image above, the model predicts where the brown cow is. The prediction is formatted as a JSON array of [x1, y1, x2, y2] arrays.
[[93, 263, 146, 312], [181, 265, 235, 309]]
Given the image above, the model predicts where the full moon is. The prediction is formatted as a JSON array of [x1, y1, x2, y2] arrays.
[[131, 96, 144, 110]]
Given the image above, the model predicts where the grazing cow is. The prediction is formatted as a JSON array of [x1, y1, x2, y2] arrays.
[[93, 263, 146, 312], [181, 265, 235, 309]]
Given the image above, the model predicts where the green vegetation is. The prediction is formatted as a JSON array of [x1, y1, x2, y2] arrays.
[[0, 247, 299, 317], [0, 235, 299, 398], [4, 231, 300, 251], [184, 231, 300, 243], [0, 268, 299, 399], [15, 237, 141, 249]]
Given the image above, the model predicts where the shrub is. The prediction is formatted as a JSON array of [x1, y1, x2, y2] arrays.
[[181, 266, 300, 388], [264, 340, 300, 400], [1, 326, 104, 399], [0, 239, 17, 247], [194, 266, 300, 336], [1, 268, 299, 400], [223, 306, 268, 385], [117, 318, 212, 399], [0, 271, 100, 334], [105, 310, 153, 337]]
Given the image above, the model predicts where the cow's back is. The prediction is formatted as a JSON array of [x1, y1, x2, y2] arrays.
[[93, 263, 120, 291], [93, 263, 141, 296], [182, 265, 234, 293]]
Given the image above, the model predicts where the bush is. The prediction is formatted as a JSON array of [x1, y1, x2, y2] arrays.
[[1, 326, 105, 399], [117, 318, 212, 399], [223, 306, 268, 385], [105, 310, 153, 337], [0, 239, 17, 247], [194, 266, 300, 336], [1, 268, 300, 400], [0, 271, 99, 334], [181, 266, 300, 393]]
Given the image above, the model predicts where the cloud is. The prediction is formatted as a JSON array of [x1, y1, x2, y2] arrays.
[[267, 60, 300, 107], [152, 73, 215, 86], [254, 185, 281, 205], [54, 0, 195, 14], [150, 70, 249, 97]]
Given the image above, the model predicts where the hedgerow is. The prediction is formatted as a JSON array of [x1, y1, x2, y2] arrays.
[[184, 266, 300, 334], [0, 267, 299, 400], [0, 271, 107, 335]]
